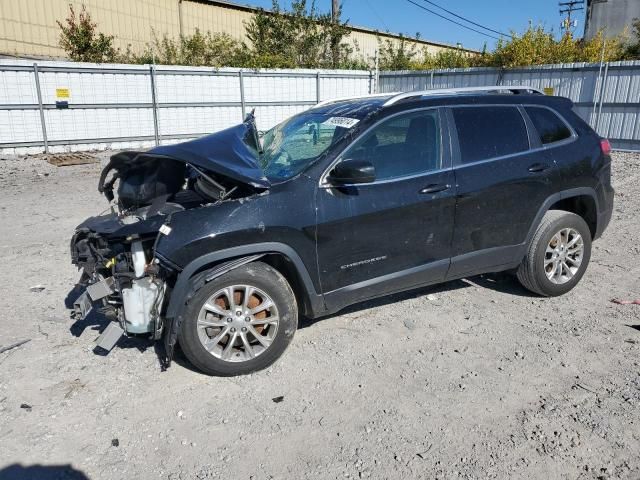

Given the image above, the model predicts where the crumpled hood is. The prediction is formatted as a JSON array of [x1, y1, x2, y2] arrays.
[[149, 119, 270, 189]]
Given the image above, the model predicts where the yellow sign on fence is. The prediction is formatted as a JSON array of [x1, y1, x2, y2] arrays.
[[543, 87, 554, 96], [56, 88, 70, 99]]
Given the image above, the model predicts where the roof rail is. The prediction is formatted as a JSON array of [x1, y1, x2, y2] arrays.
[[315, 92, 398, 108], [382, 86, 545, 107]]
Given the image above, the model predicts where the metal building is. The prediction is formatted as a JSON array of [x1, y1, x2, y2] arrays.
[[0, 0, 474, 62], [584, 0, 640, 40]]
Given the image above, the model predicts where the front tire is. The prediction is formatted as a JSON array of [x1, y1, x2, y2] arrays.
[[517, 210, 592, 296], [179, 262, 298, 376]]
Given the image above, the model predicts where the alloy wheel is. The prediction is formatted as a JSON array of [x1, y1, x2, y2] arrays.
[[544, 228, 584, 285], [196, 285, 279, 362]]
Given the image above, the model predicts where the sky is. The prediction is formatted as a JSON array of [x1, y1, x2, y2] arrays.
[[238, 0, 587, 51]]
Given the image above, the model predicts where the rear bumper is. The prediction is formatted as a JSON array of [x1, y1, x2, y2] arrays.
[[594, 183, 614, 240]]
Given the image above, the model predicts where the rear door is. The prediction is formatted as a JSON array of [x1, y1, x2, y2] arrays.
[[447, 104, 560, 278], [315, 108, 456, 309]]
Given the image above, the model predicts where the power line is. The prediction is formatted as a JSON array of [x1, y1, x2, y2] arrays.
[[403, 0, 503, 42], [419, 0, 512, 38], [364, 0, 390, 32]]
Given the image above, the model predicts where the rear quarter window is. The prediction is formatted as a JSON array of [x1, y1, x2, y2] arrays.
[[452, 106, 529, 164], [524, 106, 572, 144]]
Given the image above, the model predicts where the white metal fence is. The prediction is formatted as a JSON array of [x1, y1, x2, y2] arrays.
[[0, 60, 374, 154], [2, 59, 640, 154], [379, 60, 640, 151]]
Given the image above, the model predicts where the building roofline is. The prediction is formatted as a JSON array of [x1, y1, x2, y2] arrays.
[[188, 0, 480, 54]]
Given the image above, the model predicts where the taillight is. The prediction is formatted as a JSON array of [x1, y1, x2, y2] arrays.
[[600, 138, 612, 156]]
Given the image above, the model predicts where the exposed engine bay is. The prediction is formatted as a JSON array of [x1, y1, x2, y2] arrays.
[[70, 116, 268, 356]]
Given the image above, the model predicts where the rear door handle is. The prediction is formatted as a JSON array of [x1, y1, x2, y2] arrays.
[[528, 163, 551, 173], [420, 184, 450, 194]]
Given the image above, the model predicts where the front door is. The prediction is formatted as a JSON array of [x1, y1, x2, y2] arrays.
[[315, 108, 456, 310]]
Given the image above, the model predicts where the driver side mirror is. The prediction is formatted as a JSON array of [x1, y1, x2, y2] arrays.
[[327, 159, 375, 185]]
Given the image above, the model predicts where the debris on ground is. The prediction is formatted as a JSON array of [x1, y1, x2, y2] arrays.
[[45, 152, 98, 167], [272, 396, 285, 403], [611, 298, 640, 305], [29, 285, 45, 292], [19, 403, 32, 411], [0, 339, 31, 355]]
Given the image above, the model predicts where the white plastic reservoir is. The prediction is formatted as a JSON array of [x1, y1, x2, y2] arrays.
[[122, 241, 164, 334]]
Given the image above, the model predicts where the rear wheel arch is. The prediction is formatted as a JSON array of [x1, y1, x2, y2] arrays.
[[524, 188, 599, 249], [548, 194, 597, 239]]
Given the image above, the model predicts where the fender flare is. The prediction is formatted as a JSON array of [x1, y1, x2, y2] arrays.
[[523, 187, 599, 248], [164, 242, 322, 320]]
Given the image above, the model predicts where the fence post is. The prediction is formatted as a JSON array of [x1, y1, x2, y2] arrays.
[[596, 62, 610, 135], [149, 65, 160, 146], [368, 70, 373, 94], [239, 70, 246, 120], [316, 71, 321, 103], [33, 63, 48, 154], [374, 50, 379, 93], [430, 70, 434, 89]]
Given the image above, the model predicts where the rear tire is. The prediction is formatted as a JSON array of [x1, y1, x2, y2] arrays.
[[178, 262, 298, 376], [517, 210, 592, 296]]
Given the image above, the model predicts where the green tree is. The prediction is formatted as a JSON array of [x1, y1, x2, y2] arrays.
[[57, 4, 119, 63]]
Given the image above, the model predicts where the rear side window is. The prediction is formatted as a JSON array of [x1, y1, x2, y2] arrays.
[[452, 106, 529, 164], [525, 106, 572, 144]]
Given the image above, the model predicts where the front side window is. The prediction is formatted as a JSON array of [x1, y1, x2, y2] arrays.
[[525, 106, 572, 144], [344, 110, 441, 181], [453, 106, 529, 164]]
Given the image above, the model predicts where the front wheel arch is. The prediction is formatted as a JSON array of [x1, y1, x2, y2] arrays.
[[163, 243, 322, 321]]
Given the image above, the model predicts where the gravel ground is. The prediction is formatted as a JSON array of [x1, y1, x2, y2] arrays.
[[0, 151, 638, 480]]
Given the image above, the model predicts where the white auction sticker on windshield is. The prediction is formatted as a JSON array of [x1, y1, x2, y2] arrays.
[[322, 117, 360, 128]]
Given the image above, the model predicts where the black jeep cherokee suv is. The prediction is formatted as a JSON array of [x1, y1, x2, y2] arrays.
[[70, 86, 614, 376]]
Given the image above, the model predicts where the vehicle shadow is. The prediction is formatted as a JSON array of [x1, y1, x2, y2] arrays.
[[66, 283, 153, 354], [63, 271, 536, 370], [64, 282, 84, 309], [300, 278, 470, 329], [0, 463, 90, 480], [468, 271, 536, 297], [69, 308, 153, 355], [299, 272, 536, 329]]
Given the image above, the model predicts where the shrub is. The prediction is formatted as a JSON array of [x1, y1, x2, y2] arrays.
[[57, 4, 119, 63], [378, 34, 421, 70], [132, 29, 246, 67], [623, 19, 640, 59]]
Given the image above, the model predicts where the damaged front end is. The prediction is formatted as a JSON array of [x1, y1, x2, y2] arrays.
[[69, 116, 268, 356]]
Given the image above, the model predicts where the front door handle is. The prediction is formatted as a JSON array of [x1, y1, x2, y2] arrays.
[[528, 163, 551, 173], [420, 183, 450, 194]]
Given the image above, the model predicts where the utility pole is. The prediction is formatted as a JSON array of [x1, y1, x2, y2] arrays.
[[331, 0, 340, 67], [332, 0, 339, 22], [559, 1, 584, 34]]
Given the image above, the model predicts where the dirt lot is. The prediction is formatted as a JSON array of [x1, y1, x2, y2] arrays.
[[0, 151, 638, 480]]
